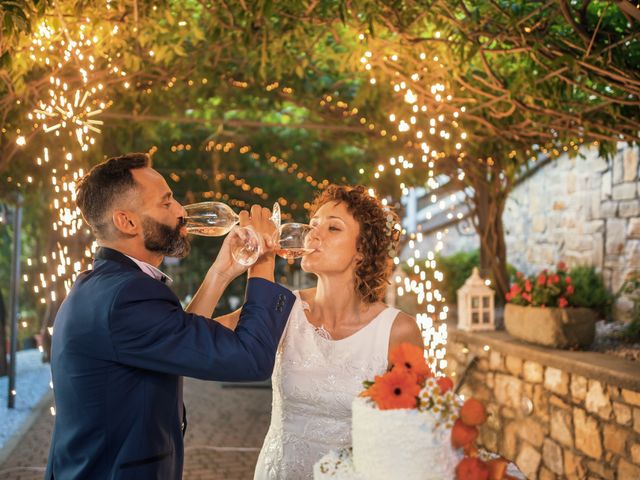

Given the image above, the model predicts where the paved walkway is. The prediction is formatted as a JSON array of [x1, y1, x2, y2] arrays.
[[0, 379, 272, 480]]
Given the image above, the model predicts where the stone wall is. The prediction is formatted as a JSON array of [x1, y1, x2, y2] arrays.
[[410, 143, 639, 318], [503, 143, 639, 316], [446, 327, 640, 479]]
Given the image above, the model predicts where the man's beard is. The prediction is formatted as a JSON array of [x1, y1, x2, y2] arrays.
[[141, 215, 191, 258]]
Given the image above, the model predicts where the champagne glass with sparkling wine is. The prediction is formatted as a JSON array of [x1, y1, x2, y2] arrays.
[[273, 223, 315, 261], [183, 201, 281, 266]]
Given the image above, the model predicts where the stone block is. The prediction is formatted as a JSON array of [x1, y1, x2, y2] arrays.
[[538, 466, 556, 480], [533, 384, 550, 421], [630, 218, 640, 239], [613, 402, 633, 426], [620, 199, 640, 218], [631, 443, 640, 465], [486, 403, 501, 431], [489, 350, 504, 371], [532, 214, 546, 233], [618, 459, 640, 479], [634, 408, 640, 434], [564, 449, 586, 480], [613, 182, 637, 201], [603, 423, 629, 456], [502, 420, 519, 460], [494, 374, 523, 409], [542, 438, 564, 475], [523, 361, 543, 383], [606, 218, 626, 256], [601, 170, 612, 199], [505, 356, 523, 377], [622, 389, 640, 407], [571, 375, 588, 401], [600, 200, 618, 217], [587, 460, 615, 480], [627, 241, 640, 269], [517, 417, 546, 448], [566, 172, 577, 194], [585, 381, 612, 419], [584, 220, 605, 234], [551, 407, 573, 447], [574, 409, 602, 459], [516, 443, 542, 479], [549, 395, 570, 409], [545, 367, 569, 396], [623, 146, 639, 182], [486, 372, 495, 389], [481, 427, 499, 453], [613, 151, 624, 184], [501, 406, 516, 419]]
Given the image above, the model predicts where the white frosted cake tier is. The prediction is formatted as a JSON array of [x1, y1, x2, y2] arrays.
[[351, 396, 459, 480], [314, 447, 525, 480]]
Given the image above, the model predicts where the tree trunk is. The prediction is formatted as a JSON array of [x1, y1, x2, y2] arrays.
[[0, 287, 8, 376], [473, 178, 510, 311]]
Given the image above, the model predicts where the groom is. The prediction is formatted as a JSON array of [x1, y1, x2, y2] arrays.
[[44, 153, 294, 479]]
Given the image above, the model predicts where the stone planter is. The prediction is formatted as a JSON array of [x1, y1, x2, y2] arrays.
[[504, 303, 598, 349]]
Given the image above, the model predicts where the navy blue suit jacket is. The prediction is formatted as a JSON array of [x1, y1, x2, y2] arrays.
[[44, 247, 294, 479]]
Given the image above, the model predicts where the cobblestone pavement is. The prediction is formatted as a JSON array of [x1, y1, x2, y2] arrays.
[[0, 379, 273, 480]]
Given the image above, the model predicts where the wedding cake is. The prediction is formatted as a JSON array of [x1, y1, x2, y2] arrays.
[[352, 396, 460, 479], [314, 392, 460, 480], [314, 343, 518, 480]]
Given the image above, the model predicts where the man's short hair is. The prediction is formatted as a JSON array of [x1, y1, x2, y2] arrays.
[[75, 153, 150, 239]]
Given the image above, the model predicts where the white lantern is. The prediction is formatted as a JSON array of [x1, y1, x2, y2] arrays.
[[457, 267, 495, 331]]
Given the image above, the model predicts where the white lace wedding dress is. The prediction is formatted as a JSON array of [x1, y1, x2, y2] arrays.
[[254, 291, 399, 479]]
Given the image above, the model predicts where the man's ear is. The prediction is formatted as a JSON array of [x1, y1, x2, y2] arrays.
[[112, 209, 139, 236]]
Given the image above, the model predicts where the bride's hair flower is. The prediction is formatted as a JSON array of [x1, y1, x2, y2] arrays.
[[389, 342, 433, 381], [369, 369, 421, 410]]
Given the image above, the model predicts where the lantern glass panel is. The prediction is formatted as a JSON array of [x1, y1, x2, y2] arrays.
[[471, 296, 479, 308], [483, 296, 490, 308], [472, 311, 479, 324], [483, 312, 490, 324]]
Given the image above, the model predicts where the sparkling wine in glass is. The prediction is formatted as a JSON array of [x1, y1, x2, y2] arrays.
[[273, 223, 315, 260], [183, 201, 240, 237], [183, 201, 279, 266]]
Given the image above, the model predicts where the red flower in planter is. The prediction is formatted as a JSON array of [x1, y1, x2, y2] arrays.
[[557, 261, 567, 271], [537, 274, 546, 286], [566, 285, 574, 295], [565, 276, 572, 284], [558, 297, 568, 308], [521, 292, 532, 303], [524, 280, 532, 292]]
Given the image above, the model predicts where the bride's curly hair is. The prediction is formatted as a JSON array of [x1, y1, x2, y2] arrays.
[[308, 184, 401, 303]]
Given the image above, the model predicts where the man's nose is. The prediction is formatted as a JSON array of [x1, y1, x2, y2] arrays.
[[178, 204, 187, 218]]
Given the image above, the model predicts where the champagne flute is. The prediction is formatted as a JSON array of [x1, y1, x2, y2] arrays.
[[273, 223, 316, 261], [183, 201, 280, 266]]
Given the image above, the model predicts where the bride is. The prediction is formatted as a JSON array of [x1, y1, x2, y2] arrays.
[[218, 185, 423, 479]]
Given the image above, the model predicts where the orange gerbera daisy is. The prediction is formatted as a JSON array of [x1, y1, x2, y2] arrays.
[[370, 368, 421, 410], [389, 342, 433, 380]]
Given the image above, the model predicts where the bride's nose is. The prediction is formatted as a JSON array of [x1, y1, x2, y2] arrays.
[[306, 226, 322, 248]]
